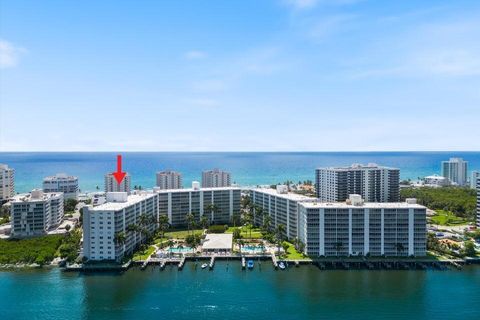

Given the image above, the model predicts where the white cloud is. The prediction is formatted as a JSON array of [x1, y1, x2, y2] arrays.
[[184, 50, 208, 60], [0, 39, 26, 68]]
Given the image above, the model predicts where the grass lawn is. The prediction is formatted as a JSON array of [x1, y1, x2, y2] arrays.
[[280, 241, 310, 260], [132, 245, 156, 261], [226, 226, 263, 239], [0, 235, 64, 265], [430, 210, 470, 226], [164, 229, 204, 239]]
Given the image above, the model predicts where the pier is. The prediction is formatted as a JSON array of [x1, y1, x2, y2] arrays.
[[209, 256, 216, 269], [241, 256, 246, 269], [271, 253, 278, 269]]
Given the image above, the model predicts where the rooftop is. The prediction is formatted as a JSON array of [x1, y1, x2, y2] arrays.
[[300, 201, 426, 209], [43, 173, 78, 181], [11, 189, 63, 203], [250, 187, 316, 202], [317, 163, 399, 171], [154, 186, 241, 193], [202, 233, 233, 250], [88, 193, 157, 211]]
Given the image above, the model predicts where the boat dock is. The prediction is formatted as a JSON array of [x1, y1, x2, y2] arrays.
[[241, 256, 246, 269]]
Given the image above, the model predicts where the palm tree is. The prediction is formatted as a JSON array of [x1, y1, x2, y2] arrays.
[[275, 224, 286, 255], [114, 231, 126, 246], [237, 238, 245, 253], [205, 203, 220, 224], [199, 216, 209, 230], [395, 243, 405, 256], [158, 215, 169, 239], [185, 213, 195, 235], [262, 215, 271, 233], [231, 212, 241, 227]]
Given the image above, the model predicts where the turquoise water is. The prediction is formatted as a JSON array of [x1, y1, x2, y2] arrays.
[[169, 247, 194, 253], [1, 264, 480, 319], [1, 152, 479, 193], [242, 245, 266, 253]]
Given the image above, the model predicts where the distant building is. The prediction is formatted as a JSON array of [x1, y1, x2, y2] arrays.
[[471, 171, 480, 189], [441, 158, 468, 186], [43, 173, 79, 199], [0, 164, 15, 203], [10, 189, 64, 238], [82, 192, 158, 262], [315, 163, 400, 202], [105, 173, 131, 194], [202, 169, 231, 188], [156, 171, 182, 190], [154, 182, 240, 227], [424, 174, 450, 187]]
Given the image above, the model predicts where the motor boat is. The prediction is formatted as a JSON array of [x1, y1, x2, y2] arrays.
[[278, 261, 286, 270], [247, 260, 254, 269], [201, 263, 208, 269]]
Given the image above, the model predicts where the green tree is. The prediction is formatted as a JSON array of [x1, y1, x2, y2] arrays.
[[185, 213, 195, 235], [158, 215, 170, 238], [464, 241, 476, 257], [200, 216, 209, 230], [64, 198, 78, 213], [275, 224, 286, 255]]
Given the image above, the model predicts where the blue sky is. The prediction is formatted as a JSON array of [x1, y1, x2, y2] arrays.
[[1, 0, 479, 151]]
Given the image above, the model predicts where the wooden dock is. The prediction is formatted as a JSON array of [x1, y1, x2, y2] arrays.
[[241, 256, 246, 270], [209, 256, 216, 270]]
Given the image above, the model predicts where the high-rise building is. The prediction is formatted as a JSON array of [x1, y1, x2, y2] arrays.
[[441, 158, 468, 186], [250, 188, 426, 257], [0, 164, 15, 203], [43, 173, 79, 199], [471, 171, 480, 189], [10, 189, 64, 238], [105, 173, 131, 194], [202, 169, 231, 188], [82, 192, 159, 262], [155, 182, 240, 227], [156, 171, 182, 190], [315, 163, 400, 202], [476, 178, 480, 228]]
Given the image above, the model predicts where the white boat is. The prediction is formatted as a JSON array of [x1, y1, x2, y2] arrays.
[[278, 262, 286, 270], [201, 263, 208, 269]]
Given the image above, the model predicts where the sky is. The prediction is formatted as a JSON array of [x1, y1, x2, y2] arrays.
[[0, 0, 479, 152]]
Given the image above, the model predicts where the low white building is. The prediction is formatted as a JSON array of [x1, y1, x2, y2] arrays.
[[10, 189, 64, 238], [424, 174, 450, 187], [43, 173, 79, 199], [82, 192, 158, 262], [202, 233, 233, 253]]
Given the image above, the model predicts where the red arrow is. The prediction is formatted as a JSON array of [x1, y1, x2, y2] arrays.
[[112, 154, 126, 185]]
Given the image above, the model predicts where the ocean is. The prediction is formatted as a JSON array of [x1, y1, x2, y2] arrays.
[[0, 151, 479, 193]]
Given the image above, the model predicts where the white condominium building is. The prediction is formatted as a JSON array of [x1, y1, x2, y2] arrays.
[[155, 182, 241, 227], [156, 170, 182, 190], [476, 179, 480, 228], [250, 186, 316, 239], [83, 192, 159, 262], [471, 171, 480, 189], [10, 189, 64, 238], [105, 173, 131, 194], [43, 173, 79, 199], [298, 196, 426, 257], [441, 157, 468, 186], [315, 163, 400, 202], [250, 188, 426, 257], [424, 175, 450, 187], [0, 164, 15, 203], [202, 169, 231, 188]]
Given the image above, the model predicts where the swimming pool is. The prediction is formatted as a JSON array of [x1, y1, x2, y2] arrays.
[[169, 247, 194, 253], [241, 246, 265, 253]]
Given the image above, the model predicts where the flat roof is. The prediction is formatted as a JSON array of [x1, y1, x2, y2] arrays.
[[202, 233, 233, 250], [316, 163, 399, 171], [300, 201, 426, 209], [88, 193, 157, 211], [11, 192, 62, 203], [155, 186, 240, 193], [250, 187, 316, 202]]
